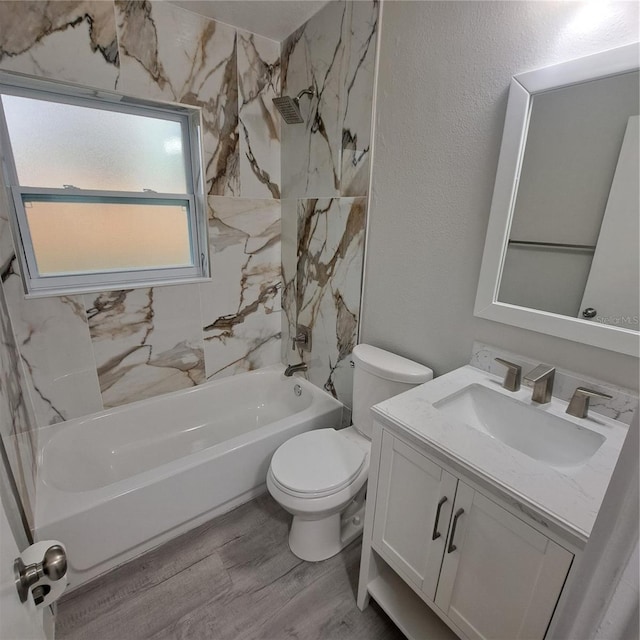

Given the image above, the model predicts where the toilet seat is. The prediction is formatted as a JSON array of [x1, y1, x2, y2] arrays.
[[270, 429, 366, 498]]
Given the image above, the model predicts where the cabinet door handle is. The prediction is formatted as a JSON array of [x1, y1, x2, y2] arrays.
[[431, 496, 448, 540], [447, 508, 464, 553]]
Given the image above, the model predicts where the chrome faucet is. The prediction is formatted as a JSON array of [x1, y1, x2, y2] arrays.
[[523, 365, 555, 403], [284, 362, 308, 377], [566, 387, 612, 418]]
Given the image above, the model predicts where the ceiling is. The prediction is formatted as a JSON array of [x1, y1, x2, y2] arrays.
[[167, 1, 331, 42]]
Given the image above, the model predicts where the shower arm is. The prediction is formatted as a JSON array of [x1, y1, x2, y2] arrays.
[[295, 87, 316, 104]]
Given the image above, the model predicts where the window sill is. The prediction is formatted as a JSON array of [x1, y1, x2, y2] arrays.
[[23, 275, 213, 299]]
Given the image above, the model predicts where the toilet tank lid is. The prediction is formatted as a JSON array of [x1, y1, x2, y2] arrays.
[[352, 344, 433, 384]]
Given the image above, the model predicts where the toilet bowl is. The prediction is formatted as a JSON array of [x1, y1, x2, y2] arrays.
[[268, 344, 433, 562], [267, 427, 370, 561]]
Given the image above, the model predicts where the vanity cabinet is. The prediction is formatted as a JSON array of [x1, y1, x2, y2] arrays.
[[367, 430, 574, 640], [372, 433, 457, 600]]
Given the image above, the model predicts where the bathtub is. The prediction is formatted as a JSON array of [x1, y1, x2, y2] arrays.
[[34, 366, 343, 589]]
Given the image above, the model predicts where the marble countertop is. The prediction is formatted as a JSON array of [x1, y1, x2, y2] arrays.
[[372, 365, 629, 546]]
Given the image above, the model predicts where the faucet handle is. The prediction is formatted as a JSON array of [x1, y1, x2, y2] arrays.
[[291, 325, 312, 352], [566, 387, 613, 419], [494, 358, 522, 392]]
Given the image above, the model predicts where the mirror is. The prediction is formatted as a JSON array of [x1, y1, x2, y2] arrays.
[[475, 43, 639, 356]]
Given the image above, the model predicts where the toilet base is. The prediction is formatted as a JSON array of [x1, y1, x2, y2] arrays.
[[288, 501, 366, 562]]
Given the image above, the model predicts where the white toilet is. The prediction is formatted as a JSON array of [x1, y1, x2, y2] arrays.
[[267, 344, 433, 562]]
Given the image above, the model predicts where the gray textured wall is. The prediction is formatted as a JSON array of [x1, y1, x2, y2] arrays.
[[362, 0, 639, 389]]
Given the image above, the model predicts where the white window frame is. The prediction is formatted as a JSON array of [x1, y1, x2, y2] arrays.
[[0, 72, 210, 297]]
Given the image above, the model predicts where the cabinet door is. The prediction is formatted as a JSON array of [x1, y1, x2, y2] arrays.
[[372, 431, 457, 601], [435, 482, 573, 640]]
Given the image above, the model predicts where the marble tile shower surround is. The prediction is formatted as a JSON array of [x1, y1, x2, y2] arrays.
[[285, 197, 366, 407], [0, 1, 120, 90], [281, 199, 298, 367], [2, 257, 103, 426], [237, 30, 282, 199], [84, 286, 206, 410], [115, 0, 240, 197], [202, 197, 281, 380], [0, 0, 377, 434], [280, 0, 378, 408], [0, 273, 36, 530], [0, 0, 281, 200], [470, 342, 638, 425], [280, 0, 378, 199], [0, 1, 288, 424], [0, 195, 284, 417]]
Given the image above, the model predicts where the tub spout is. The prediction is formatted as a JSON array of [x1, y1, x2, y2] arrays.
[[284, 363, 308, 377]]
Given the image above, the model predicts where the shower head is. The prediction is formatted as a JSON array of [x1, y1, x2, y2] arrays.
[[272, 96, 304, 124], [273, 86, 315, 124]]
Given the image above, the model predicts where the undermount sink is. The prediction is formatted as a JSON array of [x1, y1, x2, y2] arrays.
[[433, 384, 606, 469]]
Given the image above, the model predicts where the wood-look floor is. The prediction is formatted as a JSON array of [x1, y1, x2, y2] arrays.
[[56, 495, 405, 640]]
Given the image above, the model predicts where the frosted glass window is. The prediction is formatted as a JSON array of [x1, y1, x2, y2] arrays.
[[2, 95, 188, 193], [24, 198, 193, 275], [0, 74, 208, 296]]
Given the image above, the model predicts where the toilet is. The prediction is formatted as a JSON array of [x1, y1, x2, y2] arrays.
[[267, 344, 433, 562]]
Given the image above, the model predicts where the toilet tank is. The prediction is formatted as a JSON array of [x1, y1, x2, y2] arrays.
[[351, 344, 433, 439]]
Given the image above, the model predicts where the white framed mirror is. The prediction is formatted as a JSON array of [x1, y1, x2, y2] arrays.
[[475, 43, 640, 357]]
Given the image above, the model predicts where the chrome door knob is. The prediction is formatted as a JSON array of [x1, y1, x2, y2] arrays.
[[42, 545, 67, 581], [14, 544, 67, 603]]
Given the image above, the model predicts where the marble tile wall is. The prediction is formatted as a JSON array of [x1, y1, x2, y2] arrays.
[[85, 286, 206, 410], [281, 1, 378, 199], [3, 258, 103, 423], [114, 1, 239, 197], [0, 156, 38, 530], [0, 1, 283, 425], [202, 197, 281, 379], [280, 1, 379, 408], [0, 267, 37, 530], [295, 198, 366, 402], [238, 30, 282, 198]]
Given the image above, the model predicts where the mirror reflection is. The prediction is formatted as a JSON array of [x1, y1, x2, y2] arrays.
[[497, 70, 639, 331]]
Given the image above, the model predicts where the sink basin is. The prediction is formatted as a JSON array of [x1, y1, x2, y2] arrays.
[[433, 384, 605, 468]]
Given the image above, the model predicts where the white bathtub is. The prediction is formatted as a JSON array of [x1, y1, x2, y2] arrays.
[[34, 366, 343, 589]]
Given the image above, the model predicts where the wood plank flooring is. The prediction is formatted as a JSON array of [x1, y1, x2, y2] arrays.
[[56, 495, 405, 640]]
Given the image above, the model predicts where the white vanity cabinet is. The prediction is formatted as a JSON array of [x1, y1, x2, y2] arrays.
[[361, 429, 575, 640], [372, 433, 457, 601]]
